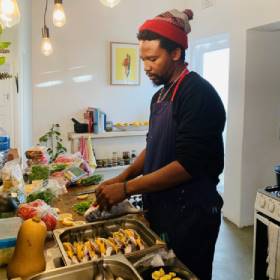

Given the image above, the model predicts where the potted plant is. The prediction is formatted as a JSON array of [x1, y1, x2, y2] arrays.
[[38, 124, 67, 162]]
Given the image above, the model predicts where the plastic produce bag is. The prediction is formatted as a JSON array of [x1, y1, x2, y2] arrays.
[[133, 249, 176, 270], [84, 199, 141, 222], [26, 179, 67, 205], [25, 146, 49, 166], [0, 159, 25, 203], [17, 199, 57, 230]]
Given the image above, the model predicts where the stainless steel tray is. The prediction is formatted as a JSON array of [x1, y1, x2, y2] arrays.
[[53, 217, 166, 266], [27, 255, 142, 280]]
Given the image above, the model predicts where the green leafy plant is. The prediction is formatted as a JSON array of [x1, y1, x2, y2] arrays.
[[38, 124, 67, 162]]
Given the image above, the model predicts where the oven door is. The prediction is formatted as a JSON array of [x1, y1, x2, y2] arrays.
[[253, 212, 280, 280]]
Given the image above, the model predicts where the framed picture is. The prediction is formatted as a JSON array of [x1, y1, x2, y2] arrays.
[[110, 42, 140, 85]]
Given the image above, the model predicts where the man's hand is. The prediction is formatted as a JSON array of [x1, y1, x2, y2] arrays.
[[96, 183, 126, 211]]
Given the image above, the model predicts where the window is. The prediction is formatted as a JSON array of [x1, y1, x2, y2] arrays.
[[190, 34, 230, 193]]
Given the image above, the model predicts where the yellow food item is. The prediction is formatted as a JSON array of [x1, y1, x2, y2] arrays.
[[53, 207, 61, 214], [7, 217, 47, 279], [62, 218, 74, 227], [73, 242, 84, 262], [63, 242, 74, 258], [77, 194, 89, 200], [152, 268, 165, 279], [73, 220, 86, 226], [58, 213, 73, 221]]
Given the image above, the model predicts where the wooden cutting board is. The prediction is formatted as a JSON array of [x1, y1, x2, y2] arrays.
[[52, 184, 98, 227]]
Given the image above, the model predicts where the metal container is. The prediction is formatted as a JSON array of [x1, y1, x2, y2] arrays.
[[27, 255, 142, 280], [53, 217, 165, 266]]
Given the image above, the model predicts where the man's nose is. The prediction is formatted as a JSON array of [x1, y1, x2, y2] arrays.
[[144, 61, 152, 72]]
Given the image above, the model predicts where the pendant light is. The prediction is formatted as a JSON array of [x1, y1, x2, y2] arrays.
[[41, 0, 53, 56], [41, 26, 53, 56], [52, 0, 66, 27], [0, 0, 20, 28], [99, 0, 121, 8]]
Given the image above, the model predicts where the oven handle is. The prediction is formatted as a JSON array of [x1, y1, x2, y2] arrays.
[[256, 213, 270, 226]]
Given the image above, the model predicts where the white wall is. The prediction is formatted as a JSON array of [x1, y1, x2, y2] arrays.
[[31, 0, 186, 151], [18, 0, 32, 154], [0, 0, 32, 157], [242, 30, 280, 225], [31, 0, 280, 226], [186, 0, 280, 226]]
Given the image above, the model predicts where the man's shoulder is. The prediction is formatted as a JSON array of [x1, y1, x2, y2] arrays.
[[180, 71, 219, 98]]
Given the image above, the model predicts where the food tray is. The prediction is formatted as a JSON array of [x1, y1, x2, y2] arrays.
[[53, 217, 165, 266], [27, 255, 142, 280]]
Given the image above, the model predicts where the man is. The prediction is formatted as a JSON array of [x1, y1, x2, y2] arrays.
[[97, 9, 226, 280]]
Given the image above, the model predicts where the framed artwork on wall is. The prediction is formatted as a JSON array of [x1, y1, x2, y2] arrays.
[[110, 42, 140, 85]]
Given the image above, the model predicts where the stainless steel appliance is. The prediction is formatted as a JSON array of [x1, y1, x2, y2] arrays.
[[253, 185, 280, 279]]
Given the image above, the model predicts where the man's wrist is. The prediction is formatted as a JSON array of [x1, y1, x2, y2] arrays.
[[123, 181, 130, 198]]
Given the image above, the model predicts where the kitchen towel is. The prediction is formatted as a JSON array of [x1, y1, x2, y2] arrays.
[[267, 221, 280, 280]]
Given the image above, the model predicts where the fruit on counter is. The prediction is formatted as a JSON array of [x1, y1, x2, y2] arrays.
[[62, 228, 145, 264], [58, 212, 73, 221], [115, 121, 149, 127], [79, 174, 103, 186], [7, 217, 47, 279], [77, 194, 89, 200], [62, 217, 74, 227]]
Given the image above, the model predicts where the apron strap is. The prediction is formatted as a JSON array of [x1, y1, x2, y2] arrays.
[[171, 68, 190, 102]]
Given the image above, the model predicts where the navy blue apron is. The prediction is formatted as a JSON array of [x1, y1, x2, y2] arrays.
[[143, 68, 223, 280]]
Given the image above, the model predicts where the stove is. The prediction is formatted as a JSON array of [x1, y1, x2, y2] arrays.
[[253, 186, 280, 279], [255, 185, 280, 221]]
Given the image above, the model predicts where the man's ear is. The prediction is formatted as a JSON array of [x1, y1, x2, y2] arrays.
[[171, 48, 182, 61]]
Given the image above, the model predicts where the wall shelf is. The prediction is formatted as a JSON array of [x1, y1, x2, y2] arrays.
[[68, 131, 147, 140], [96, 165, 128, 172]]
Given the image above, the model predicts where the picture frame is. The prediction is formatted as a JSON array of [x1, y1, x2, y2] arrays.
[[110, 42, 140, 85]]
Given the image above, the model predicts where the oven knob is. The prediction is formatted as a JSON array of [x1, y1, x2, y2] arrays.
[[259, 196, 266, 208], [268, 201, 275, 213]]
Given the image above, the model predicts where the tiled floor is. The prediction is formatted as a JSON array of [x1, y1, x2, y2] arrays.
[[212, 217, 254, 280]]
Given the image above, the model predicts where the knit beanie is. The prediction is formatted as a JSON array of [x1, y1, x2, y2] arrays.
[[139, 9, 194, 49]]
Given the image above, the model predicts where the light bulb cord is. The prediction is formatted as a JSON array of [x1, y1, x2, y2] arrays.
[[44, 0, 48, 29]]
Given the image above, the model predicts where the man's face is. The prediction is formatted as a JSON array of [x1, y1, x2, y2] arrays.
[[139, 40, 175, 86]]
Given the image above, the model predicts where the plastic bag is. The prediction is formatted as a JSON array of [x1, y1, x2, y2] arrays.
[[133, 249, 176, 270], [25, 146, 49, 166], [17, 199, 57, 230], [84, 199, 140, 222], [26, 179, 67, 205], [1, 159, 25, 195]]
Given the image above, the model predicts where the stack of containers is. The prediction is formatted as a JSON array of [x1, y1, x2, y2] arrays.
[[0, 217, 22, 266], [0, 127, 10, 169]]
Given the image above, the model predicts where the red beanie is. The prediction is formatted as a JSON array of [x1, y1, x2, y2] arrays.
[[139, 9, 193, 49]]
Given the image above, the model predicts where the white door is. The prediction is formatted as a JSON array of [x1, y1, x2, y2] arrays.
[[0, 63, 14, 146]]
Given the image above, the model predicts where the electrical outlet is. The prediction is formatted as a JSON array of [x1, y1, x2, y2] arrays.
[[201, 0, 215, 9]]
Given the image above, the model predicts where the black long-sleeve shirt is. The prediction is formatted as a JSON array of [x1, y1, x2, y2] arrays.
[[150, 71, 226, 182]]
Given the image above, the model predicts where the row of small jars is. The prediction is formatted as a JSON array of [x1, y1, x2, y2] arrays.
[[97, 150, 137, 168]]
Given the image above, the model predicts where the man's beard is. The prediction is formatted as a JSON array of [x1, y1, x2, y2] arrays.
[[148, 74, 169, 86]]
